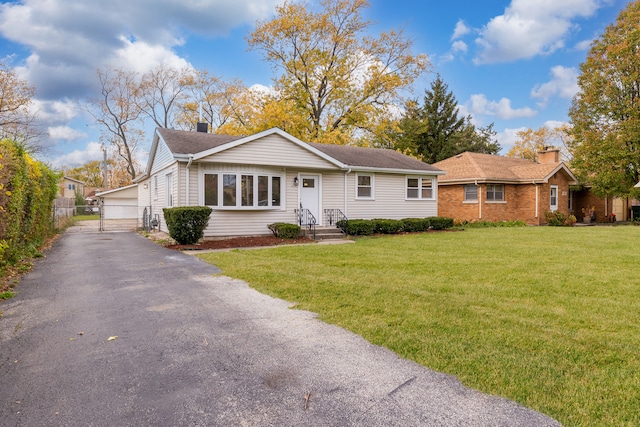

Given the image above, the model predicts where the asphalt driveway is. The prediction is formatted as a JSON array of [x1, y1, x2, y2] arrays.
[[0, 229, 560, 426]]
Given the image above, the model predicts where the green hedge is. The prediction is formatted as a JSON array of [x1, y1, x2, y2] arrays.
[[267, 222, 301, 239], [163, 206, 212, 245], [0, 139, 59, 271], [402, 218, 431, 232], [336, 216, 453, 236]]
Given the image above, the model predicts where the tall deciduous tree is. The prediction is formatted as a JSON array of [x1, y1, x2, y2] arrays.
[[90, 67, 143, 181], [177, 70, 247, 132], [568, 0, 640, 197], [246, 0, 429, 145], [139, 64, 193, 129], [0, 63, 42, 151], [393, 76, 500, 163], [507, 125, 572, 162]]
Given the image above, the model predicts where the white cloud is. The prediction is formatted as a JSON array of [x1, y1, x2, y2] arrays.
[[50, 141, 103, 169], [496, 127, 527, 153], [574, 39, 593, 50], [48, 126, 87, 141], [111, 37, 191, 73], [30, 99, 80, 125], [451, 20, 471, 40], [531, 66, 579, 106], [474, 0, 605, 64], [451, 41, 468, 54], [0, 0, 281, 99], [463, 94, 537, 120]]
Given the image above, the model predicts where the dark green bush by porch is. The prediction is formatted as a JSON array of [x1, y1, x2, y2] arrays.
[[163, 206, 212, 245], [267, 222, 301, 239]]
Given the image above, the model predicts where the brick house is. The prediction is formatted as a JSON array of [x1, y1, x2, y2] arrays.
[[433, 149, 578, 225]]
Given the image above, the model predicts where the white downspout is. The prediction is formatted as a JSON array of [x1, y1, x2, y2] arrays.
[[186, 154, 193, 206], [476, 180, 482, 219], [535, 182, 539, 219], [344, 168, 351, 217]]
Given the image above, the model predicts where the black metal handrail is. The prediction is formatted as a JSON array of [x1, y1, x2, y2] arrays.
[[323, 209, 348, 234], [295, 204, 316, 239]]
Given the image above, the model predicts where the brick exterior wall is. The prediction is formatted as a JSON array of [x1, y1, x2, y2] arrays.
[[438, 171, 575, 225]]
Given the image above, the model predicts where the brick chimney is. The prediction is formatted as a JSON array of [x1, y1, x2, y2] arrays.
[[538, 146, 560, 164]]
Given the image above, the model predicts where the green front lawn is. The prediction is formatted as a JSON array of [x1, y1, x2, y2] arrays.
[[198, 226, 640, 426]]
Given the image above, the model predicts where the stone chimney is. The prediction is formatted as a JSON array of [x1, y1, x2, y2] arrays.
[[538, 146, 560, 164]]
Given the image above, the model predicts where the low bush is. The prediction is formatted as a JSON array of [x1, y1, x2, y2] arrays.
[[544, 211, 576, 227], [267, 222, 301, 239], [371, 219, 404, 234], [454, 219, 528, 228], [402, 218, 431, 232], [336, 219, 374, 236], [428, 216, 454, 230], [163, 206, 212, 245]]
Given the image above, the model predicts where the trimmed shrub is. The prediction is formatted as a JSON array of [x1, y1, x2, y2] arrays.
[[402, 218, 431, 232], [163, 206, 212, 245], [338, 219, 374, 236], [372, 218, 404, 234], [428, 216, 454, 230], [267, 222, 301, 239]]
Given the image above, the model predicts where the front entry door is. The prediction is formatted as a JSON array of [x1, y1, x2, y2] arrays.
[[299, 175, 320, 225]]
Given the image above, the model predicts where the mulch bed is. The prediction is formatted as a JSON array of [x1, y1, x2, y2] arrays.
[[166, 235, 314, 251]]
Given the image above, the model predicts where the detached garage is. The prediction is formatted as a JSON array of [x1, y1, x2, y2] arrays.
[[96, 184, 138, 220]]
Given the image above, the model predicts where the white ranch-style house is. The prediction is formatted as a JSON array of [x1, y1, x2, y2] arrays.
[[135, 127, 445, 238]]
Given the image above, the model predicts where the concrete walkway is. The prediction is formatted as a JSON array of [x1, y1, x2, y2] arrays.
[[0, 228, 560, 426]]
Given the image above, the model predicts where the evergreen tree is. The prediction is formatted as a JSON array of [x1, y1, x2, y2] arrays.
[[394, 76, 500, 163]]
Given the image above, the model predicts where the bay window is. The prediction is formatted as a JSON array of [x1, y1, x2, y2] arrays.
[[205, 172, 283, 209]]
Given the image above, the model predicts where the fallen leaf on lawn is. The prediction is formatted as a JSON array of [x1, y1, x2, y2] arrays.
[[108, 336, 118, 341], [77, 332, 84, 336]]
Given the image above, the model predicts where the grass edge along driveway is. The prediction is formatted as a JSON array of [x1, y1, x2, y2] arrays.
[[198, 226, 640, 426]]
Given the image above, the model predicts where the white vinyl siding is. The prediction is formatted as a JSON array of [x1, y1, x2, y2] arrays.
[[347, 173, 438, 219], [201, 134, 339, 170], [150, 138, 174, 175]]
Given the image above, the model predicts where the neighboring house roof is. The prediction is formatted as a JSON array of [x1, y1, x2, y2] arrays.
[[62, 176, 86, 185], [434, 152, 578, 184], [96, 183, 138, 198], [635, 181, 640, 188], [141, 127, 444, 177]]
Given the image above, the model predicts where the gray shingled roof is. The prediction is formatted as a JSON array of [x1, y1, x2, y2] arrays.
[[156, 127, 442, 173], [307, 142, 442, 172], [158, 128, 243, 155]]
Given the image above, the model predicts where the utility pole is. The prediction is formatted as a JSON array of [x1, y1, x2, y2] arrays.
[[102, 146, 108, 191]]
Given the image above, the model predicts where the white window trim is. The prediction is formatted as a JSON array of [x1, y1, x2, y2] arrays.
[[463, 184, 478, 202], [550, 184, 559, 212], [166, 173, 173, 207], [201, 171, 284, 210], [405, 176, 436, 201], [485, 184, 505, 202], [355, 173, 375, 200]]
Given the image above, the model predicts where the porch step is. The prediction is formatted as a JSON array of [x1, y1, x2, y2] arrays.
[[309, 226, 345, 241]]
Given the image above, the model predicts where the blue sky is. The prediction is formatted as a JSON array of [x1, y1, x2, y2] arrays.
[[0, 0, 629, 169]]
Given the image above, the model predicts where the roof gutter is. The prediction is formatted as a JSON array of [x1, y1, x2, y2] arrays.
[[186, 154, 194, 206]]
